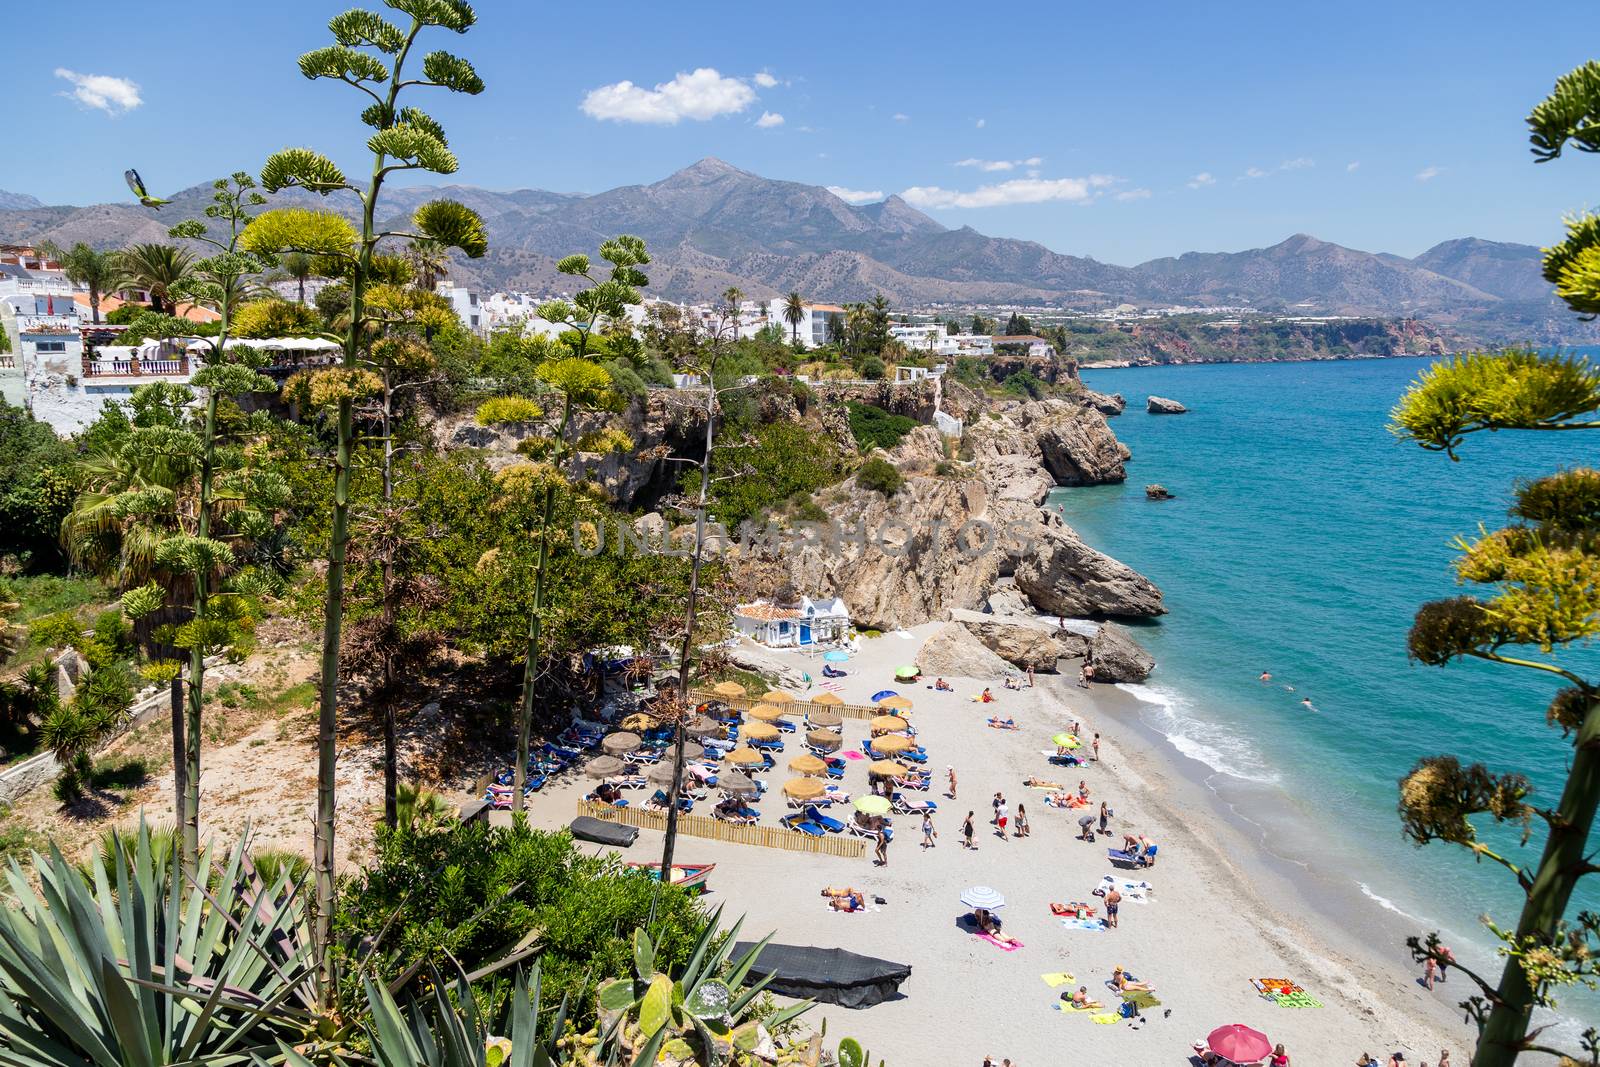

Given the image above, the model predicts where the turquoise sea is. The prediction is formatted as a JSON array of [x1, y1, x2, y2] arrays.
[[1057, 355, 1599, 1030]]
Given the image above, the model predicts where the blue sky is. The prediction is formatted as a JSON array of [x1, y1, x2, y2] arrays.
[[6, 0, 1598, 264]]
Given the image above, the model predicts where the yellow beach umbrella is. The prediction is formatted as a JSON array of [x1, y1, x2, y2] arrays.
[[878, 694, 914, 711], [759, 689, 795, 704], [869, 734, 911, 755], [725, 747, 766, 767], [783, 777, 826, 800], [810, 691, 845, 706], [711, 680, 747, 698], [867, 759, 908, 778], [747, 703, 787, 722], [619, 712, 657, 732], [743, 721, 781, 742], [788, 754, 827, 776], [869, 714, 908, 735]]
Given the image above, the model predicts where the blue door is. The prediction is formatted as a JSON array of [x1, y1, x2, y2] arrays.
[[799, 623, 812, 645]]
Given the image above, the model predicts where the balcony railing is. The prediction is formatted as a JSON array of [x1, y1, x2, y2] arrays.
[[80, 357, 189, 378], [18, 315, 79, 334], [0, 356, 15, 370]]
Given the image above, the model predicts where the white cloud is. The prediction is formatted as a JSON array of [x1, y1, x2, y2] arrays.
[[1242, 166, 1269, 179], [1279, 156, 1314, 170], [755, 110, 784, 128], [581, 67, 755, 124], [955, 156, 1043, 173], [753, 71, 778, 88], [1115, 188, 1152, 202], [1416, 165, 1443, 181], [1346, 161, 1361, 172], [54, 68, 141, 115], [975, 118, 987, 128], [1187, 172, 1216, 189], [900, 174, 1116, 210], [892, 112, 910, 122], [827, 185, 885, 204]]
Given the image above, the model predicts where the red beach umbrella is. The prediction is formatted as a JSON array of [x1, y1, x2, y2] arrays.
[[1206, 1024, 1273, 1065]]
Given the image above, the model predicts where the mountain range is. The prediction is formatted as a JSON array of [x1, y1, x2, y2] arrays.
[[0, 157, 1580, 341]]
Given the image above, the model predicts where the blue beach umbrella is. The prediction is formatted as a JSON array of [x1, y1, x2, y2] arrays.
[[824, 650, 850, 662], [870, 690, 898, 702]]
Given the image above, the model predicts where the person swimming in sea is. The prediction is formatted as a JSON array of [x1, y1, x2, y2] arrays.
[[1300, 697, 1315, 711], [1258, 670, 1271, 682]]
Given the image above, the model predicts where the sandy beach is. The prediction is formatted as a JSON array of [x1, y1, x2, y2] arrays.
[[512, 622, 1473, 1066]]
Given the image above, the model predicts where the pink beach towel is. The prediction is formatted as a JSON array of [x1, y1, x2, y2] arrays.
[[978, 933, 1023, 951], [842, 750, 866, 760]]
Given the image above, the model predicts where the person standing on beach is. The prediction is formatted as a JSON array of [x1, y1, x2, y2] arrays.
[[1104, 886, 1121, 928], [1422, 955, 1436, 990], [1026, 665, 1035, 687], [1078, 662, 1095, 688], [1078, 813, 1096, 842], [947, 765, 957, 799], [874, 829, 889, 866], [922, 811, 937, 848], [962, 811, 975, 849], [1098, 800, 1111, 835], [1015, 803, 1029, 838], [996, 798, 1010, 839], [1092, 733, 1101, 761], [1437, 944, 1454, 982]]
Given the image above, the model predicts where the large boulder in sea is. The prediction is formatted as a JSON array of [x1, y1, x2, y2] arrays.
[[1017, 400, 1127, 486], [1087, 622, 1156, 682], [1081, 390, 1126, 417], [918, 622, 1021, 679], [948, 608, 1085, 671], [1013, 521, 1166, 618], [985, 583, 1033, 616], [1146, 395, 1188, 415]]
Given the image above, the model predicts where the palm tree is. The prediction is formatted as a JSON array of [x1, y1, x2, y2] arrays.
[[115, 243, 195, 314], [280, 252, 315, 304], [405, 238, 449, 292], [59, 243, 120, 324], [783, 291, 805, 346]]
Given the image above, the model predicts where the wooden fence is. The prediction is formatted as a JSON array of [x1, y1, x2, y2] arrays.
[[577, 800, 866, 859], [688, 689, 884, 722]]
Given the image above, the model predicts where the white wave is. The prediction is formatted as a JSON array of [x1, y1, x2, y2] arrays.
[[1027, 612, 1100, 638], [1116, 682, 1282, 784], [1356, 881, 1418, 922]]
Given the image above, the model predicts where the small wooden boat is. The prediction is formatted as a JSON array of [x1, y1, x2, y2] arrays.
[[625, 862, 715, 893]]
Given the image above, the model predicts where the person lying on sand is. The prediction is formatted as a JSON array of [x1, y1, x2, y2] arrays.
[[822, 887, 865, 912], [986, 716, 1018, 730], [971, 908, 1021, 947], [1023, 776, 1062, 789], [1067, 986, 1104, 1010], [1110, 966, 1152, 992]]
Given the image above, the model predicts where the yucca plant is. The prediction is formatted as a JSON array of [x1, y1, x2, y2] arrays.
[[0, 819, 316, 1066], [585, 909, 810, 1067]]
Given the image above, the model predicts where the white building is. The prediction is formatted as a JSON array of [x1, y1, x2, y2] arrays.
[[733, 596, 851, 648], [761, 299, 846, 347], [437, 284, 485, 336]]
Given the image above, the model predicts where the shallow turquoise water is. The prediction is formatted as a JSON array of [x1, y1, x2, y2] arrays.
[[1059, 356, 1598, 1003]]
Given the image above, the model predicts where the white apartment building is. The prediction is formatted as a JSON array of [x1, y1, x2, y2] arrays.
[[438, 284, 485, 336], [761, 299, 846, 347]]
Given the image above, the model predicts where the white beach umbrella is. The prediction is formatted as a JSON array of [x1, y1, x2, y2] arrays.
[[960, 885, 1006, 910]]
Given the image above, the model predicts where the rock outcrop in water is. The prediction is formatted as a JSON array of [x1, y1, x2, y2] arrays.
[[949, 608, 1086, 671], [1087, 622, 1157, 682], [966, 399, 1127, 487], [1082, 390, 1127, 416], [1146, 395, 1188, 415], [1013, 521, 1167, 618]]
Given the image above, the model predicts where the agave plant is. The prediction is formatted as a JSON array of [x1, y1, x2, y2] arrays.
[[585, 909, 810, 1067], [272, 964, 565, 1067], [0, 819, 317, 1066]]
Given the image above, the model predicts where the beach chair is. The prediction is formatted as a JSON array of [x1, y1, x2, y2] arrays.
[[750, 738, 784, 752], [781, 813, 826, 836], [803, 804, 847, 833], [1107, 845, 1156, 869], [623, 750, 662, 766], [775, 718, 796, 733], [891, 793, 936, 815], [892, 774, 929, 792]]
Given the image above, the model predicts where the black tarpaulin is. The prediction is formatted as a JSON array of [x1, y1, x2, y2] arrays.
[[569, 816, 638, 847], [730, 942, 911, 1008]]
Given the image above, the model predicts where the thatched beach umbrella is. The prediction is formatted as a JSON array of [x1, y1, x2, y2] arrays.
[[869, 734, 911, 756], [719, 771, 758, 796], [725, 747, 766, 767], [711, 680, 747, 698], [759, 689, 795, 704], [869, 714, 908, 735], [788, 754, 827, 776], [685, 716, 722, 738], [619, 712, 657, 732], [601, 732, 641, 755], [810, 691, 844, 706], [877, 694, 913, 711], [680, 742, 705, 761], [783, 778, 826, 801], [867, 759, 908, 778], [585, 755, 625, 778], [807, 708, 843, 729], [647, 761, 679, 785], [747, 703, 787, 722], [806, 728, 843, 751], [743, 721, 781, 742]]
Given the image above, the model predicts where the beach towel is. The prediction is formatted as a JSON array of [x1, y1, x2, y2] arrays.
[[1055, 1003, 1099, 1015], [1273, 991, 1324, 1008], [1090, 1013, 1120, 1025], [1040, 972, 1076, 988], [1098, 876, 1154, 902], [842, 750, 866, 760], [977, 933, 1023, 951], [1252, 977, 1305, 996], [1060, 917, 1107, 932]]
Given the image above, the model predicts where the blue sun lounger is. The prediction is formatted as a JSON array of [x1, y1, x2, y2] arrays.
[[781, 813, 826, 836]]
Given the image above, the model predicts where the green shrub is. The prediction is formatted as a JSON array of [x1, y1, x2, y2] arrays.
[[857, 457, 904, 497], [27, 611, 82, 652], [846, 402, 916, 453], [334, 819, 707, 1027], [860, 355, 886, 380], [693, 421, 842, 528], [475, 396, 544, 426], [600, 358, 648, 401]]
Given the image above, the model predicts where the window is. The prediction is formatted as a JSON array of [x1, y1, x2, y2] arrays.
[[35, 341, 66, 353], [470, 315, 479, 327], [469, 293, 478, 306]]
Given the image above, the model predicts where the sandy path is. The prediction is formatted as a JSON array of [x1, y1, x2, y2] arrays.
[[512, 623, 1471, 1066]]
